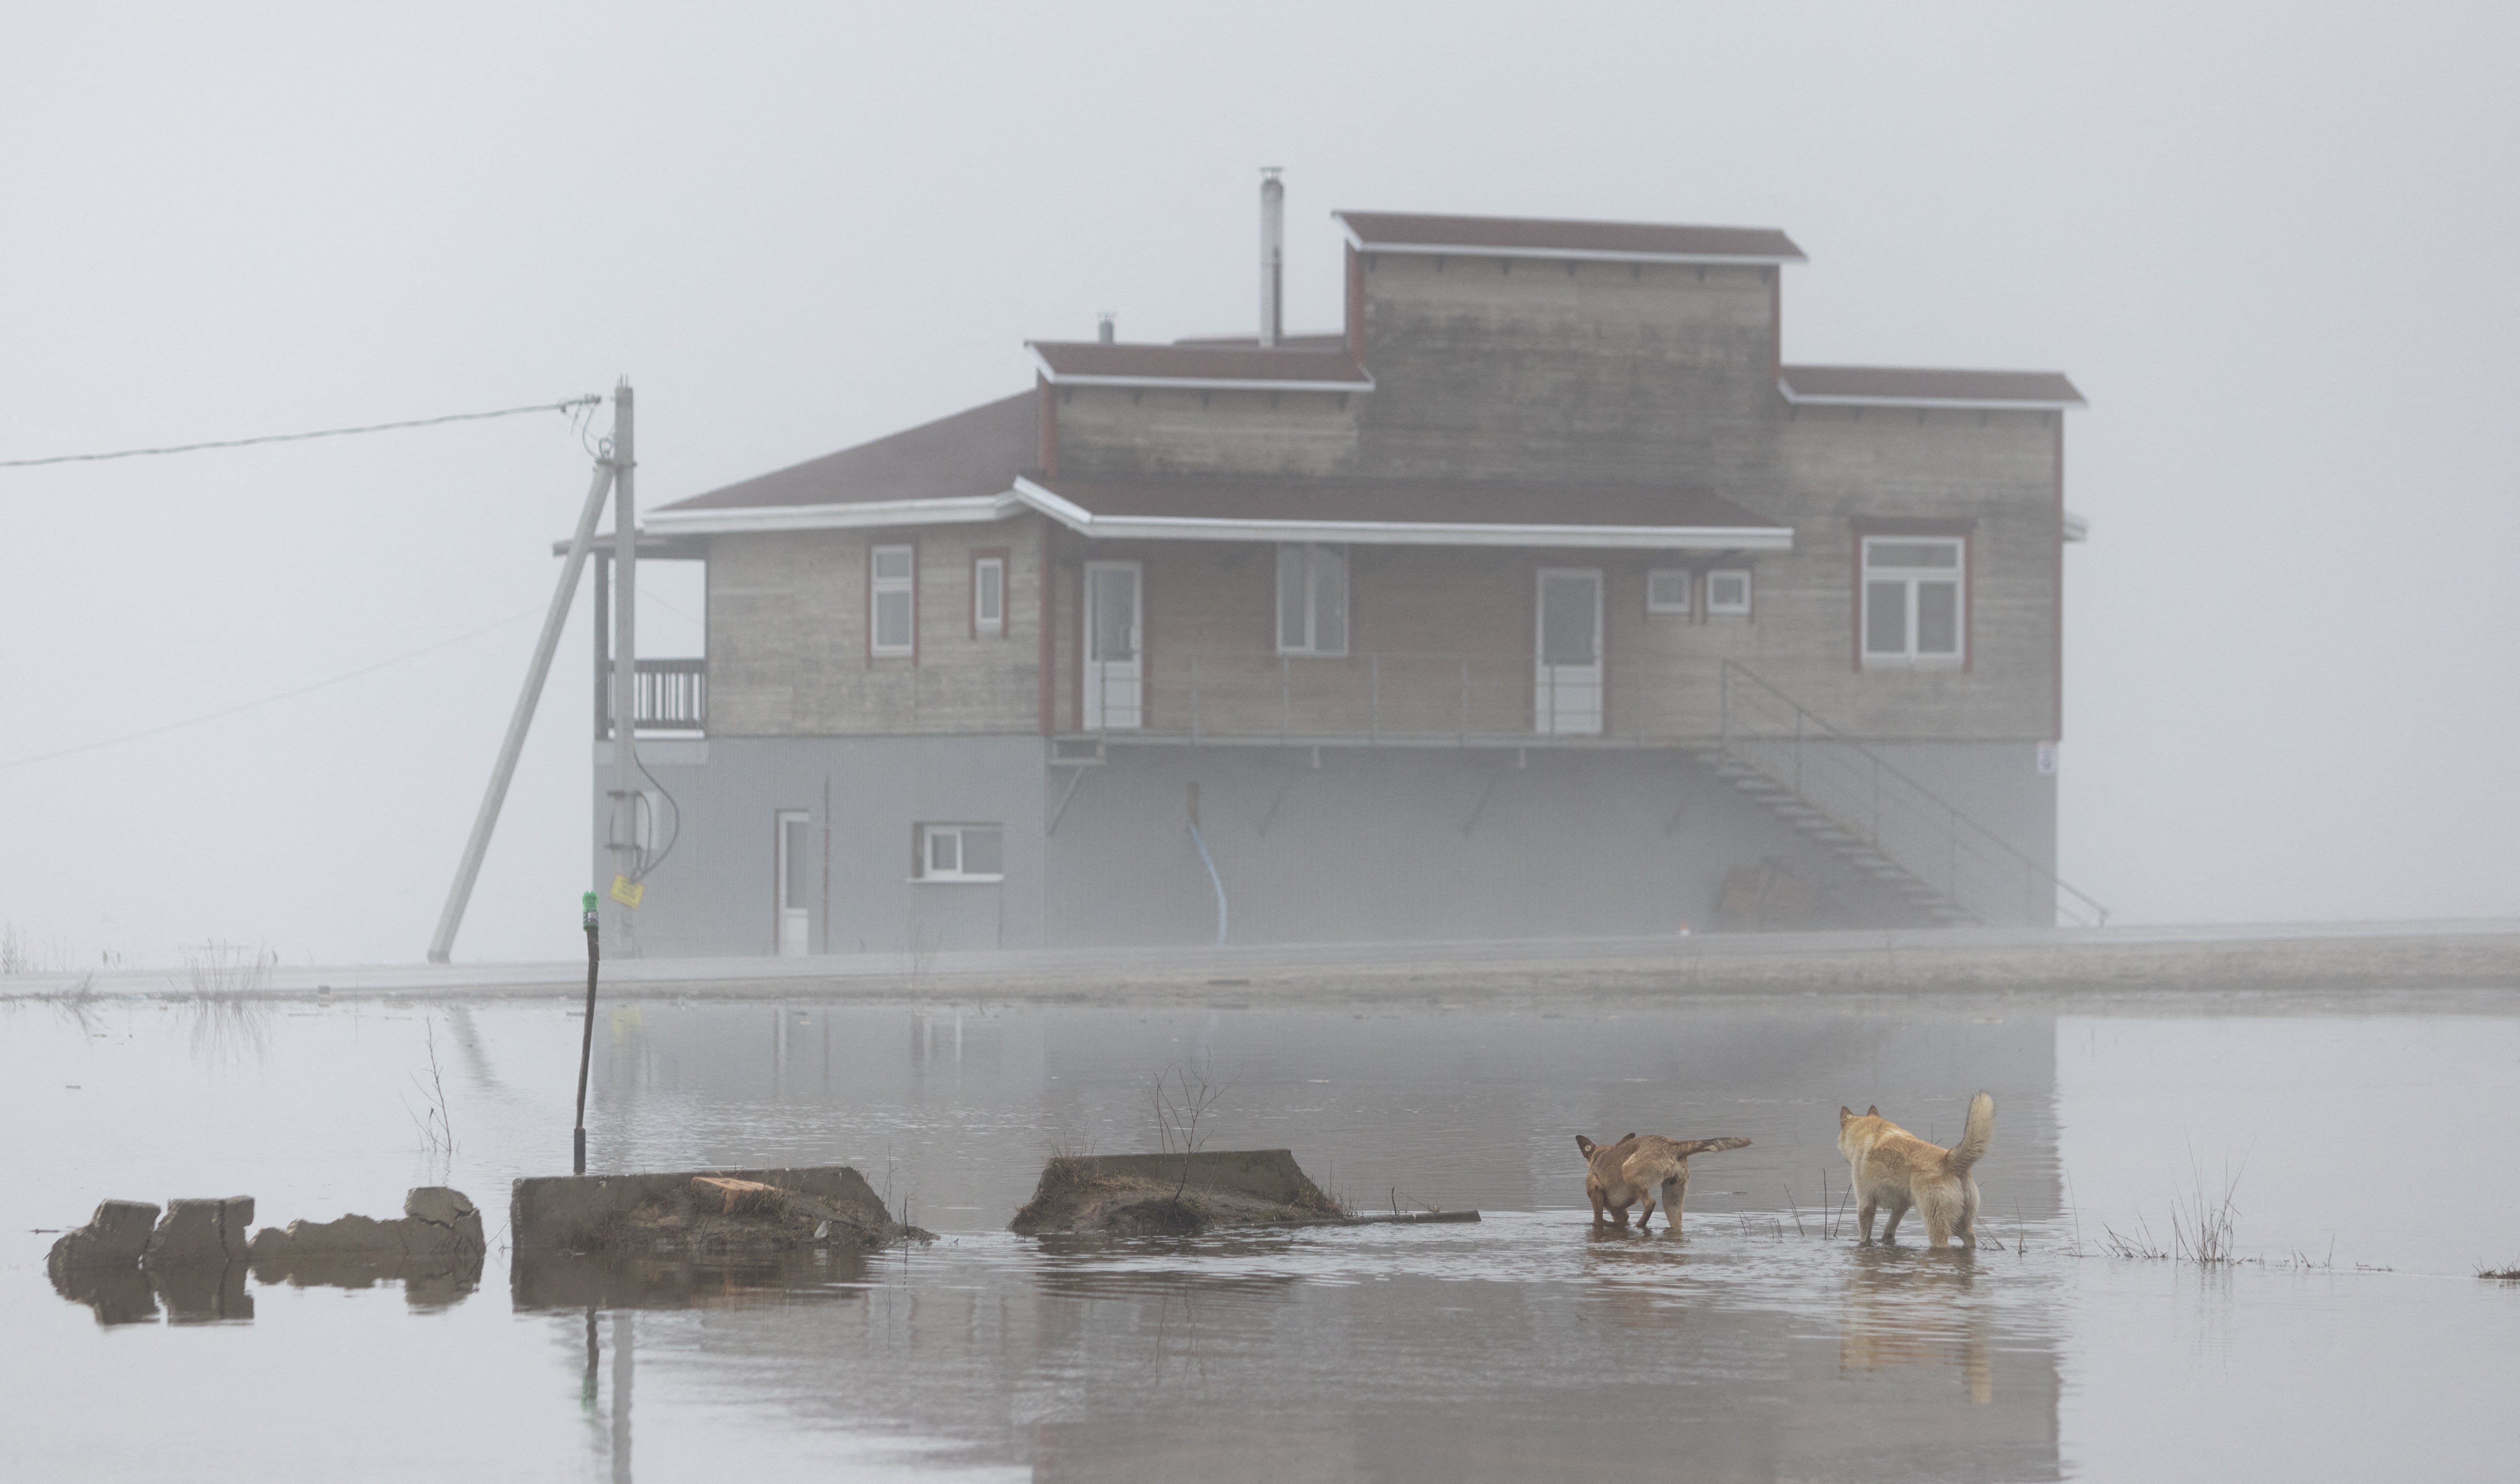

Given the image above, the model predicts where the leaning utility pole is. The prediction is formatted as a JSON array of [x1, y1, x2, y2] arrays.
[[426, 385, 629, 964], [606, 381, 640, 952]]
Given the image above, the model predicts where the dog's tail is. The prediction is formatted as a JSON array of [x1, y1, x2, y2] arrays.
[[1670, 1136, 1752, 1160], [1944, 1092, 1995, 1175]]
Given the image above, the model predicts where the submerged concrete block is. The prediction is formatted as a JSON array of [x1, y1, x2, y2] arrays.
[[245, 1188, 482, 1264], [510, 1166, 911, 1254], [1009, 1150, 1346, 1236], [47, 1200, 161, 1272], [144, 1197, 255, 1265], [402, 1187, 485, 1255]]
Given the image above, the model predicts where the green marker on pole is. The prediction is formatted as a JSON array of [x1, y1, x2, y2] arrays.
[[574, 890, 600, 1175]]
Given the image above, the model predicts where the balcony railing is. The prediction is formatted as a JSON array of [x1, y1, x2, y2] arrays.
[[599, 658, 707, 735]]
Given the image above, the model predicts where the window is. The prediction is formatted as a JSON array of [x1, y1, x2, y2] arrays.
[[1705, 569, 1752, 617], [870, 544, 914, 657], [1861, 537, 1964, 665], [1275, 543, 1348, 655], [914, 823, 1004, 882], [972, 554, 1005, 636], [1646, 568, 1691, 615]]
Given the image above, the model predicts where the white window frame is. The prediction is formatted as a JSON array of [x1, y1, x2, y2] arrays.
[[1704, 568, 1753, 618], [972, 554, 1005, 636], [1860, 536, 1966, 668], [1275, 543, 1349, 657], [870, 543, 915, 658], [913, 822, 1004, 883], [1646, 568, 1691, 616]]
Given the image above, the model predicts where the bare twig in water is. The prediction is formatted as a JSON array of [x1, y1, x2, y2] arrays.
[[1785, 1184, 1806, 1238], [2476, 1261, 2520, 1282], [1147, 1065, 1229, 1198], [402, 1017, 457, 1183]]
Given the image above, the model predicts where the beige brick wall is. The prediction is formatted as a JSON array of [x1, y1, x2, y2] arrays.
[[707, 517, 1044, 736], [1056, 385, 1359, 479]]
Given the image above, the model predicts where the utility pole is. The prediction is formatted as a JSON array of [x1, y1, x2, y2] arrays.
[[427, 404, 621, 964], [608, 381, 640, 953]]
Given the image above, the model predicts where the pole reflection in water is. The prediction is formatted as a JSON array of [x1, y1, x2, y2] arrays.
[[577, 1302, 636, 1483], [611, 1312, 634, 1484]]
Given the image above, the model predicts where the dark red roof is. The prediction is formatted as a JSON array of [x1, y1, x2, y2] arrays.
[[659, 391, 1035, 512], [1030, 342, 1371, 386], [1337, 211, 1804, 263], [1028, 476, 1784, 532], [1779, 365, 2085, 407]]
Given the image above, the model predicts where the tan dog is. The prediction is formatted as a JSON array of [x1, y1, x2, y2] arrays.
[[1836, 1093, 1994, 1248], [1575, 1132, 1753, 1231]]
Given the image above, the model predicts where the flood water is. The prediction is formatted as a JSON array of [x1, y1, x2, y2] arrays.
[[5, 989, 2514, 1481]]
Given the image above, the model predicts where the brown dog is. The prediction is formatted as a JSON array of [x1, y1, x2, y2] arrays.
[[1836, 1093, 1994, 1248], [1576, 1132, 1752, 1231]]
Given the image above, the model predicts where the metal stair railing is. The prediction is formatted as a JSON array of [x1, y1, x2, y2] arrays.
[[1717, 661, 2109, 928]]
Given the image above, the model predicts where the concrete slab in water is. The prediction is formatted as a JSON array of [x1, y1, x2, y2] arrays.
[[509, 1166, 918, 1254], [1011, 1149, 1358, 1235]]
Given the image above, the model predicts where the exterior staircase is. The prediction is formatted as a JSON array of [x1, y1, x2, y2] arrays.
[[1699, 661, 2109, 929]]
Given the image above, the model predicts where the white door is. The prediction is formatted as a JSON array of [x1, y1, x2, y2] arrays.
[[775, 810, 811, 956], [1535, 568, 1604, 736], [1083, 561, 1143, 730]]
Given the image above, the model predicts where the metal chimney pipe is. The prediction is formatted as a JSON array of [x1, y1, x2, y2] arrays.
[[1097, 311, 1115, 344], [1258, 168, 1283, 347]]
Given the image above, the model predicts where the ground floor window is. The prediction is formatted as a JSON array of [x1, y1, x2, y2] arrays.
[[1861, 537, 1964, 665], [1646, 568, 1691, 615], [915, 823, 1004, 882]]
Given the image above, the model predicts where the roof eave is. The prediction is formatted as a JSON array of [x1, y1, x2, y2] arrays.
[[1778, 380, 2087, 412], [1335, 219, 1805, 267], [1026, 345, 1374, 393], [1010, 477, 1791, 552], [641, 491, 1024, 537]]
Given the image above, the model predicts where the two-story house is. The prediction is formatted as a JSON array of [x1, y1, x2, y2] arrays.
[[590, 189, 2097, 956]]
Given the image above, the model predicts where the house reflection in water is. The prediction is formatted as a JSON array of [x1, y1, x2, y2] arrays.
[[521, 1000, 2064, 1482]]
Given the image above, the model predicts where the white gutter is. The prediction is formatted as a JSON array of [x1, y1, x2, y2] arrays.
[[1010, 477, 1792, 552], [643, 490, 1020, 536], [1026, 345, 1374, 394], [1337, 220, 1804, 266], [1779, 378, 2085, 412]]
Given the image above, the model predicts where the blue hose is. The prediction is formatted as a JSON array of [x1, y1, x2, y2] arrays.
[[1186, 820, 1228, 945]]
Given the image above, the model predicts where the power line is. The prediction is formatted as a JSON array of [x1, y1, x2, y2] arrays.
[[0, 605, 545, 772], [0, 395, 604, 469]]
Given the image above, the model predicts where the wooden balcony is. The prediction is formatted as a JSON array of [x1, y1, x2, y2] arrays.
[[598, 658, 707, 736]]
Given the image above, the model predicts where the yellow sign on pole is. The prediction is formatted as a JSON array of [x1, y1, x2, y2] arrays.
[[609, 875, 644, 910]]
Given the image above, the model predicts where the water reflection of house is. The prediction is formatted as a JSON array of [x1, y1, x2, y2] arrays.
[[559, 1002, 2063, 1481], [591, 183, 2095, 955]]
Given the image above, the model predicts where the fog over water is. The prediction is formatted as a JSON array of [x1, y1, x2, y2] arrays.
[[1, 3, 2516, 964], [7, 995, 2512, 1481]]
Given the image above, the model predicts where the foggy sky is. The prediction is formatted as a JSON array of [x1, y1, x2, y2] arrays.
[[2, 2, 2514, 966]]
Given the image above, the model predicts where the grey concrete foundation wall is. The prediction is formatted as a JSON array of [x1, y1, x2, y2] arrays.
[[594, 735, 1048, 959], [601, 736, 2056, 956], [1043, 745, 1932, 947]]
